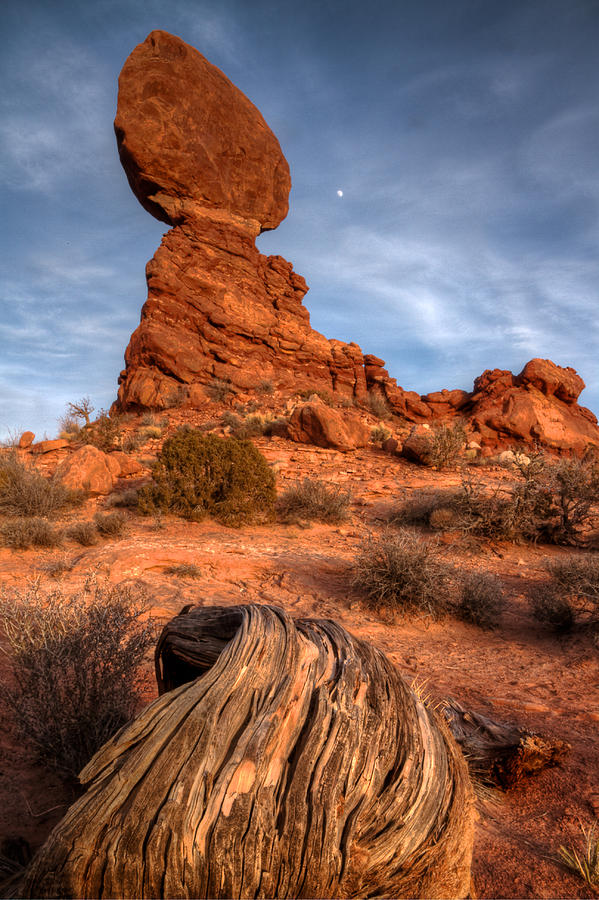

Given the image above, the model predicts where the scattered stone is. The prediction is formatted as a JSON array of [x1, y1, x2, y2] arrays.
[[30, 439, 70, 454]]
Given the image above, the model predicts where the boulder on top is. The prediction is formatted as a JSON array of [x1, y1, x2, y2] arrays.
[[287, 402, 370, 451], [18, 431, 35, 449], [114, 30, 290, 231], [518, 358, 584, 404], [55, 445, 121, 495]]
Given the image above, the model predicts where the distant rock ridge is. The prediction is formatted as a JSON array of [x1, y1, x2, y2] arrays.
[[114, 30, 599, 454]]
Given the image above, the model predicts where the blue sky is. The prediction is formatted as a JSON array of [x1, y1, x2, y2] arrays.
[[1, 0, 598, 440]]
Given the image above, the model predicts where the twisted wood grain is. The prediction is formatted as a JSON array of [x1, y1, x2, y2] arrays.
[[20, 604, 474, 899]]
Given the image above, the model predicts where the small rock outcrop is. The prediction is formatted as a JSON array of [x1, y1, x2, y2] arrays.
[[287, 401, 370, 451], [55, 445, 120, 494], [114, 31, 599, 455]]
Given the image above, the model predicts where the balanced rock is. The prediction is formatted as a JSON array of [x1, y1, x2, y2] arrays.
[[113, 32, 599, 456], [55, 445, 120, 494], [18, 431, 35, 449]]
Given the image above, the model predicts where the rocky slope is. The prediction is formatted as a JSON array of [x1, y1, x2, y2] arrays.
[[114, 30, 599, 454]]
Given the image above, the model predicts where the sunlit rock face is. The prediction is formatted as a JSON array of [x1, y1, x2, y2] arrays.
[[114, 31, 599, 454]]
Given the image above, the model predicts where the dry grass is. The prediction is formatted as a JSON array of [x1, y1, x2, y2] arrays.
[[0, 578, 156, 779], [163, 563, 201, 579], [0, 453, 72, 517], [1, 517, 63, 550], [278, 478, 351, 524], [94, 511, 127, 537], [66, 521, 98, 546], [206, 378, 233, 402], [557, 821, 599, 886]]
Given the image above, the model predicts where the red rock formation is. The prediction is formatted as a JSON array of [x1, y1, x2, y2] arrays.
[[114, 31, 599, 455]]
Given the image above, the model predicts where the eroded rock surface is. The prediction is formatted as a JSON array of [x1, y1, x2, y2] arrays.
[[114, 31, 599, 454]]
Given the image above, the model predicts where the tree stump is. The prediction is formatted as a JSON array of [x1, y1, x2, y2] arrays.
[[19, 604, 474, 899]]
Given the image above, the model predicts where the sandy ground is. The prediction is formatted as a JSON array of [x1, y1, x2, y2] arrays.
[[1, 424, 598, 898]]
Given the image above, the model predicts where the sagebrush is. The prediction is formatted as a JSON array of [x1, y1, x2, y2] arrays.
[[278, 478, 351, 523], [352, 529, 450, 618], [0, 453, 72, 517], [0, 579, 155, 778], [533, 554, 599, 631]]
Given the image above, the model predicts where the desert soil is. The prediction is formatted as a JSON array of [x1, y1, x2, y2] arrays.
[[1, 411, 598, 899]]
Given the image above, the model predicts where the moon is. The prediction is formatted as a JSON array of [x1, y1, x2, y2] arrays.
[[337, 190, 343, 197]]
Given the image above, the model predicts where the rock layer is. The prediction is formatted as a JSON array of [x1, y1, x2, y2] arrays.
[[114, 31, 599, 455]]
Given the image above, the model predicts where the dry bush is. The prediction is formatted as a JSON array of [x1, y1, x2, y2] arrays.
[[367, 392, 391, 419], [351, 529, 450, 619], [164, 384, 188, 409], [66, 521, 98, 546], [121, 431, 143, 452], [1, 517, 62, 550], [140, 413, 160, 427], [533, 554, 599, 632], [206, 378, 233, 402], [422, 422, 467, 469], [37, 555, 75, 578], [278, 478, 351, 524], [391, 489, 461, 528], [456, 572, 504, 629], [0, 452, 72, 517], [137, 429, 276, 526], [82, 410, 122, 452], [232, 414, 268, 439], [370, 424, 391, 443], [108, 489, 139, 509], [0, 579, 155, 779], [65, 397, 94, 426], [95, 511, 127, 537], [163, 563, 201, 578], [257, 379, 275, 395], [545, 456, 599, 544], [297, 388, 334, 406], [139, 425, 162, 441]]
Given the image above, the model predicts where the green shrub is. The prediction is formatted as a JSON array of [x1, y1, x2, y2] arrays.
[[278, 478, 351, 523], [0, 453, 71, 517], [0, 579, 155, 779], [66, 521, 98, 547], [351, 529, 450, 619], [456, 572, 504, 628], [1, 517, 62, 550], [137, 429, 276, 526], [206, 378, 233, 402], [94, 511, 127, 537]]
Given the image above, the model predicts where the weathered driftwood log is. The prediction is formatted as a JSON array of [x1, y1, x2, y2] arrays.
[[20, 604, 474, 899], [442, 697, 571, 790]]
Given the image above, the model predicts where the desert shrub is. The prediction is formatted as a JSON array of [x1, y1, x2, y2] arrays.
[[82, 410, 122, 452], [0, 452, 71, 517], [164, 384, 188, 409], [57, 412, 82, 440], [94, 511, 127, 537], [257, 379, 275, 395], [297, 388, 334, 406], [66, 521, 98, 546], [456, 572, 504, 629], [367, 392, 391, 419], [221, 411, 243, 431], [140, 413, 159, 427], [232, 414, 268, 439], [139, 426, 162, 441], [163, 563, 201, 578], [278, 478, 351, 524], [1, 517, 62, 550], [0, 579, 155, 778], [108, 489, 139, 509], [545, 456, 599, 544], [38, 555, 75, 578], [206, 378, 233, 402], [533, 554, 599, 631], [422, 422, 467, 469], [121, 431, 143, 452], [65, 397, 94, 427], [370, 424, 391, 444], [137, 429, 276, 526], [351, 529, 450, 618]]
